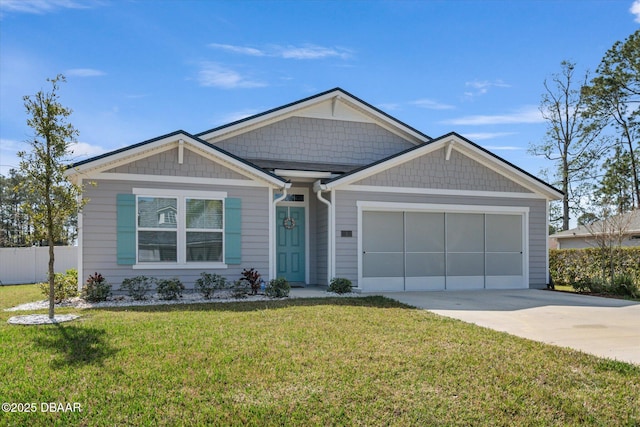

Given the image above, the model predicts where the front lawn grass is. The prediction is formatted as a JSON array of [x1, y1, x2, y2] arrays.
[[1, 285, 638, 426]]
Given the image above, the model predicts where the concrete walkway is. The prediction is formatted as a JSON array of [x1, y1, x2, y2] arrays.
[[378, 289, 640, 365]]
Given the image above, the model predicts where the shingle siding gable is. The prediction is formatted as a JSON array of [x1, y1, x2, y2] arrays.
[[105, 147, 249, 180], [352, 147, 532, 193], [211, 117, 415, 166]]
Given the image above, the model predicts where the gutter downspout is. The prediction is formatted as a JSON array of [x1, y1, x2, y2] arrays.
[[272, 186, 288, 280], [314, 181, 332, 285]]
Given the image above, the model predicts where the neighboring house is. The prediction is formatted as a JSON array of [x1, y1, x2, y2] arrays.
[[550, 210, 640, 249], [67, 88, 563, 292]]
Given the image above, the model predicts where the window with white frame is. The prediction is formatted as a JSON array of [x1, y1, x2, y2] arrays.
[[135, 191, 225, 264]]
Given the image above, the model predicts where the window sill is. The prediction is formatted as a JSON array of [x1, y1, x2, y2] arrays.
[[132, 262, 228, 270]]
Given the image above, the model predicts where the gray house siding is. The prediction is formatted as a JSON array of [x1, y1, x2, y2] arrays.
[[82, 179, 270, 289], [105, 147, 250, 180], [333, 189, 548, 289], [212, 117, 415, 166], [353, 148, 533, 193]]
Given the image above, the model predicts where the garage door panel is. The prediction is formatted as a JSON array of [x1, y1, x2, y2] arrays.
[[446, 253, 485, 276], [360, 209, 526, 292], [405, 212, 444, 252], [486, 214, 522, 252], [486, 253, 522, 276], [486, 276, 525, 289], [363, 212, 403, 252], [446, 276, 485, 290], [406, 253, 445, 277], [447, 213, 484, 252], [363, 253, 403, 277], [405, 276, 445, 291]]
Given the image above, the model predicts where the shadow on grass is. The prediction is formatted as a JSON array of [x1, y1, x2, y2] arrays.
[[96, 295, 417, 314], [33, 323, 118, 368]]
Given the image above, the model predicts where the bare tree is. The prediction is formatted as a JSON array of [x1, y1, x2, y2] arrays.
[[529, 61, 607, 230]]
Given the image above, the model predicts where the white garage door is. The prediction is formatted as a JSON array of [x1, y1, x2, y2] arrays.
[[361, 210, 526, 291]]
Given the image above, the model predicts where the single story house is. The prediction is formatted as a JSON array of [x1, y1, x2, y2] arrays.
[[67, 88, 563, 292], [550, 210, 640, 249]]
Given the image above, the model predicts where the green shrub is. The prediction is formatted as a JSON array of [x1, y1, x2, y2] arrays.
[[329, 277, 352, 294], [231, 280, 249, 299], [266, 277, 290, 298], [550, 247, 640, 288], [571, 276, 607, 294], [38, 268, 78, 303], [81, 272, 111, 302], [611, 274, 639, 298], [156, 277, 185, 300], [195, 272, 228, 299], [121, 276, 153, 300]]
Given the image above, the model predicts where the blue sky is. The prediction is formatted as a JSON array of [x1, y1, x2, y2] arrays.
[[1, 0, 639, 178]]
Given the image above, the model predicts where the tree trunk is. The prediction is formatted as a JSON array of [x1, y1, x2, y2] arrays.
[[48, 241, 55, 319]]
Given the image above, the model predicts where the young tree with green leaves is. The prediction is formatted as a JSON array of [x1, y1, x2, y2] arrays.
[[582, 30, 640, 209], [529, 60, 607, 231], [18, 75, 84, 319]]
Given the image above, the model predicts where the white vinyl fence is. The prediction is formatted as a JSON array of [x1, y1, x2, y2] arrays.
[[0, 247, 77, 285]]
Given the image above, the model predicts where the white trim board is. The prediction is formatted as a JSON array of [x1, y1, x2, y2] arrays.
[[91, 173, 271, 188], [343, 184, 544, 199]]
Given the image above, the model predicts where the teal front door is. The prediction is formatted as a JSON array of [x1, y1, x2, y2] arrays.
[[276, 206, 305, 283]]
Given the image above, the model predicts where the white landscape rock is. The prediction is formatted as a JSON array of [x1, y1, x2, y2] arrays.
[[5, 289, 362, 325], [7, 314, 80, 325]]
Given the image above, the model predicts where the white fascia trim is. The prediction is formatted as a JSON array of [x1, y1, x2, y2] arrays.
[[356, 201, 530, 214], [342, 184, 544, 200], [90, 172, 272, 188]]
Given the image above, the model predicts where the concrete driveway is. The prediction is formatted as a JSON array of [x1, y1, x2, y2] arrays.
[[380, 289, 640, 365]]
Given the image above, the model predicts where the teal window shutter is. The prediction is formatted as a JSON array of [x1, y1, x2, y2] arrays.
[[224, 198, 241, 264], [116, 194, 136, 265]]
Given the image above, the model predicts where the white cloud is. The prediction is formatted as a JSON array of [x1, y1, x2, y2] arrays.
[[277, 44, 351, 60], [0, 0, 97, 15], [631, 0, 640, 22], [464, 80, 511, 97], [208, 43, 265, 57], [377, 103, 401, 111], [410, 98, 455, 110], [443, 106, 543, 125], [66, 68, 105, 77], [68, 141, 106, 159], [209, 43, 352, 60], [197, 63, 266, 89]]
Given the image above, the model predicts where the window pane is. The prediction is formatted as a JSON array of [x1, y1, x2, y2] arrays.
[[187, 232, 222, 262], [138, 197, 177, 228], [138, 231, 177, 262], [186, 199, 222, 229]]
